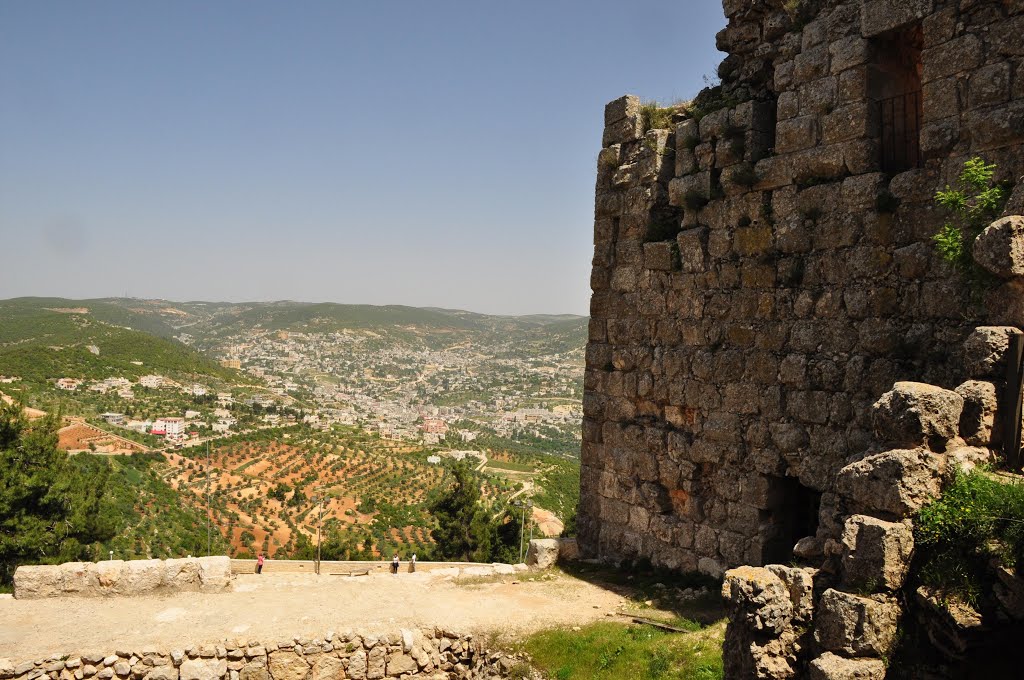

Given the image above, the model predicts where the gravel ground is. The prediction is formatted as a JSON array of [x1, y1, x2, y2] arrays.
[[0, 570, 629, 662]]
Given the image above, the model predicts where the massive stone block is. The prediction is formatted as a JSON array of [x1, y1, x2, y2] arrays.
[[974, 216, 1024, 279], [955, 380, 999, 446], [839, 515, 914, 591], [835, 449, 944, 518], [815, 589, 900, 657], [871, 382, 962, 451], [178, 660, 227, 680], [861, 0, 934, 38], [525, 539, 560, 569], [964, 326, 1022, 378], [722, 566, 794, 635], [603, 95, 643, 147], [808, 653, 886, 680]]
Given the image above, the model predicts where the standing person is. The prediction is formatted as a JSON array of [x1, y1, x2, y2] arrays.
[[410, 553, 417, 573], [392, 553, 400, 575], [256, 553, 265, 575]]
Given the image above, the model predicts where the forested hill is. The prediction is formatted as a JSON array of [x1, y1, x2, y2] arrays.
[[0, 299, 238, 383]]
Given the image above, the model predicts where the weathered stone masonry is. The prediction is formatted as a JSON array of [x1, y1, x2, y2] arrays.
[[578, 0, 1024, 577], [0, 629, 522, 680]]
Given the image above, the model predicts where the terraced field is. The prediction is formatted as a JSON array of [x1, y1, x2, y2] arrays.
[[163, 427, 520, 558]]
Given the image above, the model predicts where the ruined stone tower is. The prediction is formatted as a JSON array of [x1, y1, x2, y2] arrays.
[[578, 0, 1024, 576]]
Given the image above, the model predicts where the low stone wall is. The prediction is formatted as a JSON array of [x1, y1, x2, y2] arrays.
[[228, 559, 514, 576], [13, 557, 232, 599], [0, 628, 527, 680]]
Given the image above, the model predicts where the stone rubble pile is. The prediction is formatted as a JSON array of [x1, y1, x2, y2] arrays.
[[723, 324, 1024, 678], [0, 629, 530, 680]]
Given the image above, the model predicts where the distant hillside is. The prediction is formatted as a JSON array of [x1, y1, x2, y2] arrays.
[[205, 302, 486, 336], [0, 299, 239, 383], [63, 298, 588, 352], [0, 297, 183, 339], [0, 296, 586, 380], [493, 317, 589, 358]]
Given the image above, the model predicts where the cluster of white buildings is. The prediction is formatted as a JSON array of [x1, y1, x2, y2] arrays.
[[56, 375, 216, 404]]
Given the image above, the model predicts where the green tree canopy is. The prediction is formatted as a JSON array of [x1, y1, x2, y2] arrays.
[[0, 403, 116, 586], [427, 462, 521, 563]]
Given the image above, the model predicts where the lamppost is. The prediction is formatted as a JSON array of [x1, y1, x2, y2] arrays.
[[312, 493, 325, 574], [527, 501, 534, 546], [206, 442, 211, 556], [514, 500, 533, 563]]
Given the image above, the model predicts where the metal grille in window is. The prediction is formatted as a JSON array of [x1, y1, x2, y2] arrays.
[[878, 91, 922, 173]]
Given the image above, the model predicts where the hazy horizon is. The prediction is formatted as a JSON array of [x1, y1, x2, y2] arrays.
[[1, 294, 589, 319], [1, 1, 725, 316]]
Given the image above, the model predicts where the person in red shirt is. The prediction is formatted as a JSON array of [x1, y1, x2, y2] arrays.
[[256, 553, 265, 574]]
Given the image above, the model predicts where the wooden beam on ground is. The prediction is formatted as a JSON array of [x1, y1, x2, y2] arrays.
[[1003, 333, 1024, 472], [630, 616, 690, 633]]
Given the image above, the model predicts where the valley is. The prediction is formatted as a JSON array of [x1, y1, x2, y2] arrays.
[[0, 297, 586, 563]]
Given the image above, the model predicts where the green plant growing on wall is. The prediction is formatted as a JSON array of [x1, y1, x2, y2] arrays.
[[783, 0, 819, 30], [783, 0, 804, 15], [640, 102, 676, 133], [933, 157, 1008, 289], [914, 467, 1024, 608]]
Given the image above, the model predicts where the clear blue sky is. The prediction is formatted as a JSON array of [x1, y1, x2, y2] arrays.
[[0, 1, 725, 316]]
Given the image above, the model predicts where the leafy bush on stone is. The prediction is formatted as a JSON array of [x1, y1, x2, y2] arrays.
[[640, 102, 676, 133], [914, 467, 1024, 606], [933, 157, 1008, 287]]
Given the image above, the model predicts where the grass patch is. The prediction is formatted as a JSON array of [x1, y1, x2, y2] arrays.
[[914, 467, 1024, 607], [484, 460, 536, 473], [641, 102, 680, 133], [454, 569, 555, 588], [522, 621, 724, 680], [233, 458, 262, 474]]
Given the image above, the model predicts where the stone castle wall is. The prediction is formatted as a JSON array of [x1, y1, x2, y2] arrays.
[[578, 0, 1024, 575]]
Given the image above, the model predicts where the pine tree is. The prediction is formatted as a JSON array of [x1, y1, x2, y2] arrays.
[[0, 403, 116, 587], [427, 462, 520, 562]]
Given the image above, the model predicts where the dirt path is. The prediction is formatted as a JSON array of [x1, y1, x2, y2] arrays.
[[0, 570, 629, 662]]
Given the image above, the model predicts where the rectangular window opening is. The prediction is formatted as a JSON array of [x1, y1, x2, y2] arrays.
[[870, 25, 923, 173]]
